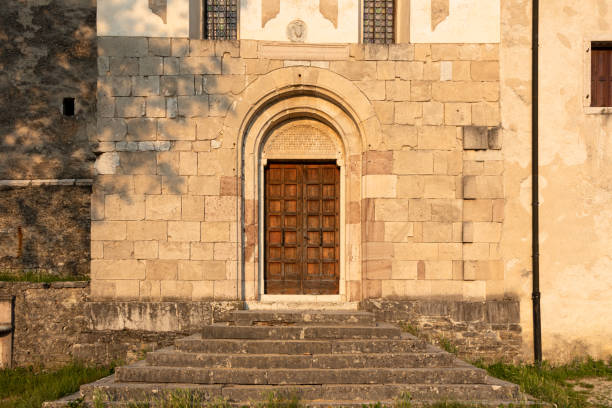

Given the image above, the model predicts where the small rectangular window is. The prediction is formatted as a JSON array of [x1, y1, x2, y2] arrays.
[[204, 0, 238, 40], [62, 97, 75, 116], [591, 45, 612, 107], [363, 0, 395, 44]]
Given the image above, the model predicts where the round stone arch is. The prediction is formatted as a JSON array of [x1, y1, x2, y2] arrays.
[[223, 67, 382, 303]]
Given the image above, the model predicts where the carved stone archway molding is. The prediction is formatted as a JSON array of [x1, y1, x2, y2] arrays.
[[221, 67, 382, 302]]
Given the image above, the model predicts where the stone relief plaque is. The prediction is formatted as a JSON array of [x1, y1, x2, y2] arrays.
[[286, 20, 307, 42]]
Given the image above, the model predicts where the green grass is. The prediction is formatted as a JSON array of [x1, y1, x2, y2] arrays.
[[0, 362, 113, 408], [0, 270, 89, 283], [476, 358, 612, 408]]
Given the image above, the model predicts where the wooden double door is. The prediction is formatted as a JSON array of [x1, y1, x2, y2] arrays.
[[264, 162, 340, 295]]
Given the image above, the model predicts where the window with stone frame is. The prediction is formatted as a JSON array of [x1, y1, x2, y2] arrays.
[[204, 0, 238, 40], [591, 44, 612, 107], [363, 0, 395, 44]]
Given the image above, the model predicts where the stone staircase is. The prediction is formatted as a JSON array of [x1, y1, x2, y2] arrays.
[[46, 309, 535, 407]]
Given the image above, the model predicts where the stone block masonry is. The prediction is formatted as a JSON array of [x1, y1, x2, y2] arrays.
[[94, 37, 503, 303], [0, 281, 241, 368], [0, 185, 91, 277]]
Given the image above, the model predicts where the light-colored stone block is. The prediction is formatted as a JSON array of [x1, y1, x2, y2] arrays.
[[385, 222, 414, 242], [394, 243, 438, 260], [205, 196, 237, 221], [393, 151, 433, 175], [146, 260, 178, 280], [146, 195, 182, 220], [417, 126, 457, 150], [168, 221, 201, 242], [472, 102, 500, 126], [92, 260, 145, 280], [191, 242, 213, 260], [463, 176, 504, 199], [408, 199, 431, 221], [395, 101, 422, 124], [126, 220, 167, 241], [365, 260, 392, 280], [425, 261, 453, 280], [422, 222, 453, 242], [104, 194, 145, 220], [471, 61, 499, 81], [103, 241, 134, 260], [134, 241, 158, 259], [397, 176, 425, 198], [182, 195, 205, 221], [374, 199, 409, 221], [161, 280, 193, 300], [214, 243, 238, 261], [364, 242, 394, 261], [192, 281, 215, 300], [444, 103, 471, 125], [201, 222, 231, 242], [424, 176, 456, 198], [364, 175, 397, 198], [159, 241, 190, 260], [158, 119, 196, 141], [396, 61, 424, 80], [92, 220, 128, 241], [214, 280, 237, 300], [188, 176, 219, 196]]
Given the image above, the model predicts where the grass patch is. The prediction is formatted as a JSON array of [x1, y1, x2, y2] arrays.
[[0, 362, 113, 408], [436, 337, 458, 355], [476, 358, 612, 408], [0, 270, 89, 283]]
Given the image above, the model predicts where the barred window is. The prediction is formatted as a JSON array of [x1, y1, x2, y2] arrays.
[[363, 0, 395, 44], [204, 0, 238, 40]]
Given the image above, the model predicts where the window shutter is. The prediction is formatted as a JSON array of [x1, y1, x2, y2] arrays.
[[591, 47, 612, 107]]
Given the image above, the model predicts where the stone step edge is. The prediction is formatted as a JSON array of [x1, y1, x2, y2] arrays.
[[145, 351, 455, 368]]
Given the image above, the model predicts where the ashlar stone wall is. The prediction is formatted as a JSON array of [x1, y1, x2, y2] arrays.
[[93, 37, 504, 302]]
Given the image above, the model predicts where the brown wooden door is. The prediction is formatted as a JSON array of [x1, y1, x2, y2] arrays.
[[265, 162, 340, 295]]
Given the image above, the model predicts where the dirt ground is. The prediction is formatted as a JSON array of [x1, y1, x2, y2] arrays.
[[570, 378, 612, 407]]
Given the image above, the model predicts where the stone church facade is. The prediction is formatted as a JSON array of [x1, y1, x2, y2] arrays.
[[1, 0, 611, 366]]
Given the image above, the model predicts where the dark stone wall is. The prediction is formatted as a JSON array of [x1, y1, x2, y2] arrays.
[[361, 299, 522, 363], [0, 185, 91, 277], [0, 282, 242, 367], [0, 0, 97, 275], [0, 0, 96, 180]]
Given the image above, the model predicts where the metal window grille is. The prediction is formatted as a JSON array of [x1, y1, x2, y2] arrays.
[[363, 0, 394, 44], [204, 0, 238, 40]]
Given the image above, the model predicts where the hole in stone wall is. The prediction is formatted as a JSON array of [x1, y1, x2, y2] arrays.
[[62, 97, 75, 116]]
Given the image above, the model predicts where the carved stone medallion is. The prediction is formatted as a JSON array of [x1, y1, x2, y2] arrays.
[[286, 20, 307, 42]]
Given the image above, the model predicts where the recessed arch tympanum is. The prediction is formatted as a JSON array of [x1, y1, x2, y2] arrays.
[[221, 66, 381, 302]]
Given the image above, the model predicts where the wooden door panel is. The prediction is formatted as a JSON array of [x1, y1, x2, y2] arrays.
[[265, 162, 340, 295]]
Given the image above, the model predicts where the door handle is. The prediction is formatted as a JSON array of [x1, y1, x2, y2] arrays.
[[282, 230, 285, 245]]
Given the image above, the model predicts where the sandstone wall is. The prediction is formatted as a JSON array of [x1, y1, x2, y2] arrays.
[[92, 38, 505, 303]]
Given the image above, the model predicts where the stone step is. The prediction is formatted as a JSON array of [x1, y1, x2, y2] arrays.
[[175, 334, 427, 354], [79, 376, 520, 403], [146, 350, 455, 369], [201, 324, 401, 340], [115, 366, 488, 385], [221, 310, 377, 326]]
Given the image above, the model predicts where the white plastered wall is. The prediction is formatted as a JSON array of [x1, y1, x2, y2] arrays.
[[240, 0, 359, 43], [98, 0, 190, 37], [411, 0, 500, 43]]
